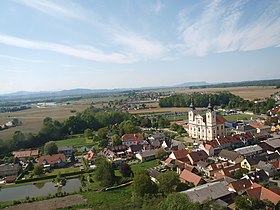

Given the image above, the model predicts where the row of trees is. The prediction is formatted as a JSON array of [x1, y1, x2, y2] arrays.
[[159, 92, 276, 114]]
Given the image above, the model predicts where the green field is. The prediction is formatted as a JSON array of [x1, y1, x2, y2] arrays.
[[223, 114, 255, 121], [55, 136, 94, 148]]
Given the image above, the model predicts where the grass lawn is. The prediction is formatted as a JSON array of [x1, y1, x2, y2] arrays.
[[130, 159, 158, 173], [81, 186, 134, 210], [223, 114, 255, 121], [55, 136, 93, 148]]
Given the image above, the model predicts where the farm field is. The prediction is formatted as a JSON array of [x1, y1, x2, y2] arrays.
[[129, 107, 189, 114], [170, 86, 278, 100], [0, 104, 88, 140]]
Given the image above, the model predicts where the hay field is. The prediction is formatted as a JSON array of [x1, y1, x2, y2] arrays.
[[0, 104, 89, 140], [170, 86, 278, 100], [129, 107, 189, 114]]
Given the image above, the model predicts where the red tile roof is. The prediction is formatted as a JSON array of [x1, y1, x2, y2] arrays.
[[12, 150, 39, 158], [187, 150, 208, 163], [172, 149, 189, 160], [228, 179, 252, 193], [216, 116, 227, 125], [38, 154, 66, 165], [180, 169, 205, 186], [121, 133, 144, 142], [246, 183, 280, 205]]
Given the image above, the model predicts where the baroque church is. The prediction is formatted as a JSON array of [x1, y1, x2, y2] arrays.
[[188, 100, 227, 141]]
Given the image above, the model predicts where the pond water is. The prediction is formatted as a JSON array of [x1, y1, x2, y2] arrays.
[[0, 178, 81, 202]]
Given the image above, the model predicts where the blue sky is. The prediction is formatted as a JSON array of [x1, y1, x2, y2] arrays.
[[0, 0, 280, 94]]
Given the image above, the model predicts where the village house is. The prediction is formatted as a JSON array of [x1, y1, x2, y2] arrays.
[[206, 161, 231, 177], [256, 161, 277, 177], [218, 149, 244, 164], [249, 123, 271, 134], [234, 124, 257, 135], [148, 133, 166, 142], [161, 139, 185, 151], [213, 163, 242, 180], [136, 149, 160, 162], [99, 145, 128, 160], [234, 145, 263, 158], [188, 101, 227, 140], [181, 181, 232, 205], [245, 183, 280, 205], [38, 154, 66, 168], [227, 178, 252, 195], [121, 133, 145, 146], [126, 144, 143, 155], [0, 164, 22, 178], [258, 138, 280, 153], [58, 146, 74, 156], [179, 169, 206, 186], [12, 150, 39, 160], [241, 152, 280, 171], [243, 170, 269, 185], [169, 149, 189, 161], [187, 150, 208, 165]]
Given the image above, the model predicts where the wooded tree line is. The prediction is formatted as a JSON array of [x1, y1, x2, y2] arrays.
[[0, 106, 170, 157], [159, 92, 276, 114]]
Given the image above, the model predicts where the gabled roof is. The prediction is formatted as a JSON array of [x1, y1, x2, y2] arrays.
[[139, 149, 160, 158], [180, 169, 205, 186], [182, 182, 232, 204], [187, 150, 208, 163], [234, 145, 263, 155], [172, 149, 189, 160], [38, 154, 66, 165], [222, 163, 242, 178], [219, 149, 240, 161], [228, 179, 252, 193], [245, 170, 269, 183], [128, 144, 143, 153], [246, 183, 280, 205], [58, 146, 74, 151], [12, 150, 39, 158], [266, 139, 280, 149], [121, 133, 144, 142]]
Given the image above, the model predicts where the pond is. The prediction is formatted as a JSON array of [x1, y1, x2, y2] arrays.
[[0, 178, 81, 202]]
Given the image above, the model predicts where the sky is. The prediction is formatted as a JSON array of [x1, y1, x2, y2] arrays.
[[0, 0, 280, 94]]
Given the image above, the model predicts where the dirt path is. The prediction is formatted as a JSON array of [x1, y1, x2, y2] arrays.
[[4, 194, 87, 210]]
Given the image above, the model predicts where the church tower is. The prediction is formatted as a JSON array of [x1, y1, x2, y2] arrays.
[[188, 98, 196, 123]]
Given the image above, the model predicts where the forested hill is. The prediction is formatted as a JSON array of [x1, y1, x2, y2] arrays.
[[159, 92, 275, 114], [190, 79, 280, 89]]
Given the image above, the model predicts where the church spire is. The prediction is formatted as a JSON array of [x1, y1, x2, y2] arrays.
[[207, 97, 213, 111], [189, 97, 195, 110]]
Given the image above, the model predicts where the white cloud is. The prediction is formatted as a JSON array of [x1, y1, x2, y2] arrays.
[[114, 32, 165, 59], [0, 34, 134, 64], [15, 0, 85, 20], [178, 0, 280, 56]]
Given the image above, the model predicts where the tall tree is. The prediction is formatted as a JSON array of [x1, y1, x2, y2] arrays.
[[157, 171, 180, 195], [112, 134, 122, 146], [44, 141, 58, 155], [132, 170, 157, 197], [95, 158, 116, 187], [156, 193, 200, 210], [119, 162, 133, 177]]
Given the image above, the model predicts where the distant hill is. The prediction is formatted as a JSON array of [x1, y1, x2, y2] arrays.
[[174, 81, 210, 87], [0, 78, 279, 102]]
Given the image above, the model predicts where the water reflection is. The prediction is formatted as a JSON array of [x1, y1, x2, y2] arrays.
[[0, 178, 81, 202]]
